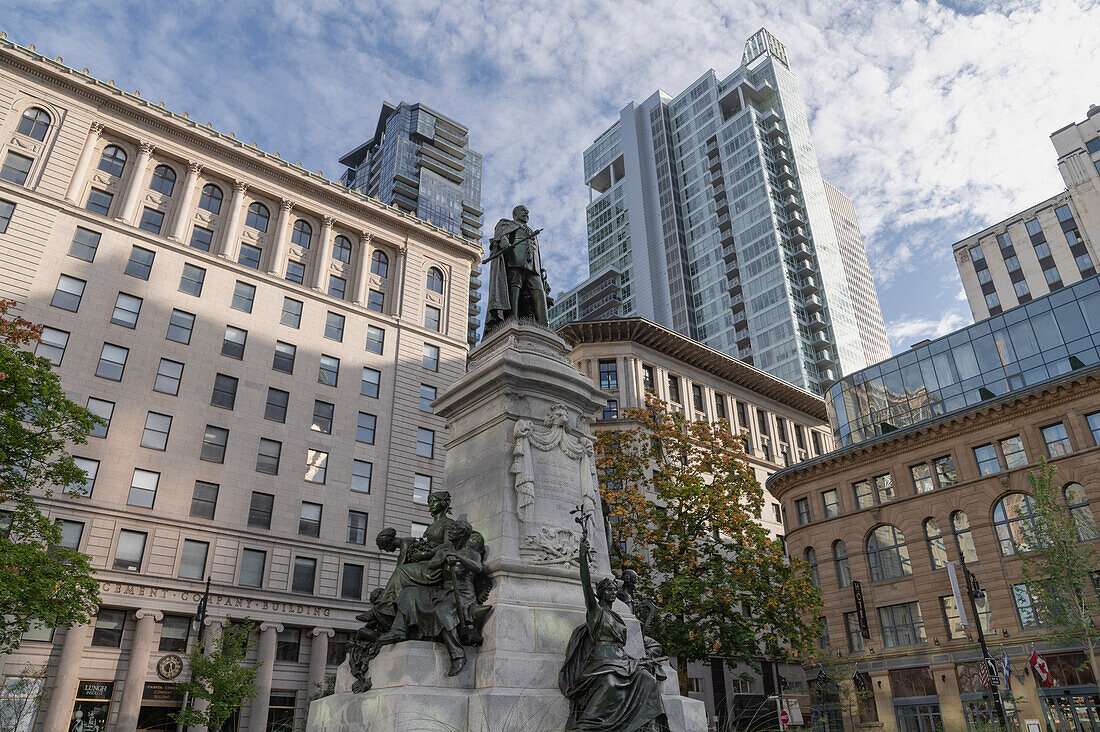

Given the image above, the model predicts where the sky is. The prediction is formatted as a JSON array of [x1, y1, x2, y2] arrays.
[[7, 0, 1099, 354]]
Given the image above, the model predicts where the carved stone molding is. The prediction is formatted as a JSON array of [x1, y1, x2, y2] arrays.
[[186, 160, 203, 175], [138, 141, 155, 156], [89, 121, 105, 136], [525, 526, 581, 566], [280, 198, 295, 212], [232, 179, 249, 194]]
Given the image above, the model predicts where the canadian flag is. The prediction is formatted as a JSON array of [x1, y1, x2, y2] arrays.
[[1030, 651, 1054, 688]]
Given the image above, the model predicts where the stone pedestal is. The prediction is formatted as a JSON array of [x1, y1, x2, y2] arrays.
[[307, 323, 706, 731]]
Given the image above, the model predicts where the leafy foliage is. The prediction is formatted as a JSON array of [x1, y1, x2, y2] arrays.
[[0, 665, 49, 732], [1017, 459, 1100, 683], [172, 620, 259, 731], [595, 399, 822, 691], [0, 299, 100, 654]]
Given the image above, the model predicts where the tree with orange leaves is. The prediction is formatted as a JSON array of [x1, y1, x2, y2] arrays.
[[595, 398, 821, 695]]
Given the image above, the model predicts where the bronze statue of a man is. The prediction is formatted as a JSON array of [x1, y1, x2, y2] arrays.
[[484, 205, 551, 330]]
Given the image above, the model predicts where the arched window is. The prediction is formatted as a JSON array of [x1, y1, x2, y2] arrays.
[[98, 145, 127, 177], [993, 493, 1037, 555], [198, 184, 223, 214], [245, 202, 270, 232], [333, 235, 352, 263], [291, 219, 312, 249], [865, 525, 911, 582], [371, 250, 389, 278], [150, 165, 176, 195], [1065, 483, 1099, 542], [951, 510, 978, 563], [426, 266, 444, 294], [832, 540, 851, 588], [923, 518, 947, 569], [17, 107, 51, 141], [804, 547, 819, 587]]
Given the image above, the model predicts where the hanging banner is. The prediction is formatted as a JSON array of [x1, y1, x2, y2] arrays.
[[852, 580, 870, 639], [946, 561, 969, 627]]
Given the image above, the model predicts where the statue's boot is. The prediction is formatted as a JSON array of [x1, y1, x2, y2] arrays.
[[510, 285, 522, 319], [377, 629, 405, 645], [447, 653, 467, 677]]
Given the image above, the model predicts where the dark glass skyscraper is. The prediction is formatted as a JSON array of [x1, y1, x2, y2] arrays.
[[340, 102, 484, 345]]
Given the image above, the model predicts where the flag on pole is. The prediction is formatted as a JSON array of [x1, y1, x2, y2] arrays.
[[1001, 648, 1011, 680], [1030, 651, 1054, 688], [978, 660, 989, 688], [946, 561, 969, 627]]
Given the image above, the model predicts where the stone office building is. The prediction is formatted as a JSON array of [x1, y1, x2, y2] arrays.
[[558, 317, 835, 728], [0, 37, 481, 731], [768, 274, 1100, 731]]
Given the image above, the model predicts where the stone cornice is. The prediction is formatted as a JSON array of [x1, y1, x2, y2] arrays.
[[0, 38, 483, 265]]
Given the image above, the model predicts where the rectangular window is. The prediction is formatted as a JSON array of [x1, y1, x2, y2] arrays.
[[275, 628, 301, 662], [248, 492, 274, 529], [822, 489, 839, 518], [984, 291, 1000, 310], [367, 289, 385, 312], [941, 594, 994, 639], [127, 469, 160, 508], [999, 435, 1027, 469], [292, 557, 317, 594], [92, 608, 127, 647], [113, 530, 147, 571], [1043, 266, 1061, 286], [154, 358, 183, 395], [853, 480, 874, 510], [0, 199, 11, 232], [299, 502, 322, 537], [1077, 252, 1095, 273], [200, 426, 229, 463], [795, 498, 810, 526], [222, 325, 247, 359], [111, 292, 142, 328], [1041, 422, 1072, 458], [599, 361, 618, 390], [328, 631, 351, 665], [357, 412, 376, 443], [422, 343, 440, 371], [417, 428, 435, 459], [273, 341, 296, 373], [414, 474, 432, 504], [125, 245, 155, 279], [419, 384, 437, 413], [51, 274, 86, 311], [190, 481, 219, 520], [411, 522, 429, 538], [324, 312, 345, 341], [35, 327, 68, 365], [140, 412, 172, 450], [166, 309, 195, 344], [231, 281, 256, 312], [425, 305, 441, 332], [189, 225, 214, 252], [933, 455, 957, 486], [844, 612, 864, 653], [211, 373, 238, 409], [67, 457, 99, 496], [86, 398, 114, 438], [159, 615, 190, 652], [238, 243, 261, 269], [268, 691, 297, 729], [1012, 583, 1042, 629], [974, 444, 1000, 475], [239, 548, 266, 587], [1087, 411, 1100, 445], [69, 227, 101, 261], [641, 365, 655, 392], [352, 460, 372, 493], [139, 207, 165, 234], [361, 367, 381, 398], [312, 400, 334, 434], [318, 354, 340, 386], [347, 511, 368, 545], [178, 539, 209, 580], [715, 394, 728, 421], [264, 388, 289, 422], [877, 601, 926, 648], [280, 297, 303, 327], [366, 325, 385, 354], [667, 374, 681, 403], [341, 564, 364, 600], [179, 264, 206, 296], [328, 275, 346, 299], [602, 399, 618, 420], [911, 463, 933, 494], [86, 188, 113, 215], [305, 449, 328, 484], [874, 473, 895, 503], [285, 261, 305, 284], [0, 151, 33, 185], [257, 439, 281, 474], [95, 343, 129, 380]]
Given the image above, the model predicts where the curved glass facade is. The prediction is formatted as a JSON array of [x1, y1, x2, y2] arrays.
[[828, 274, 1100, 446]]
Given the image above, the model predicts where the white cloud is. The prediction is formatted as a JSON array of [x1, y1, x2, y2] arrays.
[[886, 309, 970, 349]]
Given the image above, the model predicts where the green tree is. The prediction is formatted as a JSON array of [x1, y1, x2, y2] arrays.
[[595, 399, 822, 694], [0, 299, 100, 654], [1017, 459, 1100, 683], [172, 620, 259, 731], [0, 664, 49, 732]]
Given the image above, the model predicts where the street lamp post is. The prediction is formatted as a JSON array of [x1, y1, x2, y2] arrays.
[[958, 551, 1009, 729], [176, 576, 213, 732]]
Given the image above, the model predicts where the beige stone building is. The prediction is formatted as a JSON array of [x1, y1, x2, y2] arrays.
[[558, 317, 834, 728], [0, 37, 481, 731]]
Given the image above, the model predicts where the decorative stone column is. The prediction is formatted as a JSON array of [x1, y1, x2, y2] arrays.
[[311, 217, 335, 291], [265, 199, 294, 276], [307, 628, 334, 698], [169, 161, 203, 241], [392, 241, 409, 319], [40, 622, 92, 731], [352, 231, 373, 306], [217, 180, 248, 259], [116, 609, 163, 732], [186, 618, 225, 732], [247, 622, 282, 732], [65, 121, 104, 202], [119, 141, 155, 224]]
